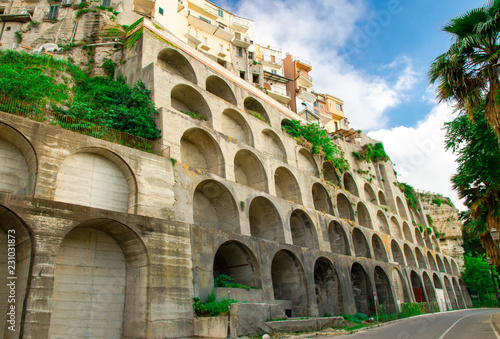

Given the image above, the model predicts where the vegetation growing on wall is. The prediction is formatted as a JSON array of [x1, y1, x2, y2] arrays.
[[124, 17, 144, 49], [352, 142, 390, 163], [282, 119, 349, 173], [399, 182, 420, 211], [214, 274, 252, 290], [192, 293, 237, 317], [0, 50, 161, 140]]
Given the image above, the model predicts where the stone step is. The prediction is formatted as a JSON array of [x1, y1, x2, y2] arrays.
[[265, 316, 345, 333]]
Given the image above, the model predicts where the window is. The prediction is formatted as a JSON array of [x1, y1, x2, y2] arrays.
[[329, 101, 332, 107], [47, 5, 59, 19], [236, 47, 243, 57], [335, 122, 339, 131], [102, 0, 110, 7], [235, 32, 241, 40], [218, 44, 223, 53], [239, 71, 245, 80], [320, 104, 324, 109], [271, 69, 277, 74], [314, 101, 318, 108], [252, 74, 259, 83], [336, 103, 343, 111], [202, 37, 207, 45], [159, 7, 164, 15], [248, 51, 253, 60], [218, 8, 223, 17], [271, 55, 275, 63]]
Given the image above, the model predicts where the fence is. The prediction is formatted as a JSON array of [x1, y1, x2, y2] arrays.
[[0, 96, 168, 156]]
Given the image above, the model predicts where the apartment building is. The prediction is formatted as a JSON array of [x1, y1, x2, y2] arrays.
[[313, 92, 350, 132], [256, 43, 292, 106], [283, 53, 316, 119]]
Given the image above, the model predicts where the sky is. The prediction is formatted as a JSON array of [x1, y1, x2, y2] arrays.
[[211, 0, 487, 209]]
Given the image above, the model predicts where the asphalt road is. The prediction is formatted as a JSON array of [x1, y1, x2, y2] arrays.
[[318, 309, 500, 339]]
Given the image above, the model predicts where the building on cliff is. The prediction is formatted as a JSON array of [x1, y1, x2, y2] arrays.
[[0, 1, 471, 338]]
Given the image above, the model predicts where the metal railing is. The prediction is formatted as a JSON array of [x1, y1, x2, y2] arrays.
[[294, 56, 311, 67], [261, 54, 283, 66], [269, 85, 290, 97], [0, 96, 167, 156], [231, 18, 249, 30], [0, 6, 32, 15]]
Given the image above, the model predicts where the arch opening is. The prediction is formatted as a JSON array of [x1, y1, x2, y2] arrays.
[[249, 197, 284, 242], [298, 148, 319, 177], [423, 272, 437, 303], [352, 228, 371, 259], [290, 210, 319, 249], [312, 183, 334, 215], [244, 97, 270, 124], [262, 130, 286, 162], [351, 263, 375, 315], [221, 109, 253, 146], [213, 241, 261, 288], [275, 167, 302, 204], [337, 193, 354, 221], [234, 150, 267, 192], [181, 128, 224, 176], [427, 252, 438, 271], [376, 211, 391, 235], [323, 162, 340, 186], [206, 75, 237, 105], [372, 234, 389, 263], [375, 267, 395, 310], [403, 222, 414, 243], [357, 202, 373, 229], [404, 244, 417, 267], [415, 248, 427, 269], [364, 184, 377, 205], [396, 197, 408, 220], [157, 48, 197, 84], [392, 268, 410, 303], [390, 217, 403, 239], [410, 271, 426, 302], [444, 277, 458, 310], [328, 221, 351, 256], [171, 84, 212, 122], [314, 257, 344, 316], [391, 241, 405, 266], [378, 191, 387, 206], [343, 173, 359, 197]]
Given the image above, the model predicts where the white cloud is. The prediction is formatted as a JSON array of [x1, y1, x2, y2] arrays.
[[367, 102, 465, 210]]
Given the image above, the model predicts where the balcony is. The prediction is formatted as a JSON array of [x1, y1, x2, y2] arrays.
[[230, 18, 249, 32], [296, 87, 315, 103], [232, 33, 250, 48], [177, 0, 184, 12], [297, 71, 313, 88], [260, 54, 282, 68], [0, 7, 32, 22], [199, 43, 210, 51], [267, 85, 290, 105], [133, 0, 154, 17], [295, 56, 312, 72], [213, 24, 233, 41], [188, 11, 215, 33], [185, 32, 202, 46]]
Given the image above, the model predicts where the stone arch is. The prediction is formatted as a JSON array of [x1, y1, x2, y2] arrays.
[[0, 122, 37, 196], [433, 273, 446, 311], [54, 148, 136, 213], [323, 162, 340, 186], [234, 150, 267, 192], [337, 193, 354, 221], [312, 183, 334, 215], [298, 148, 319, 177], [451, 259, 460, 276], [404, 244, 417, 267], [376, 211, 391, 235], [423, 272, 437, 303], [328, 221, 351, 255], [181, 128, 225, 176], [157, 48, 197, 84], [281, 119, 293, 130], [424, 231, 434, 250], [410, 271, 426, 302], [351, 263, 376, 315], [206, 75, 237, 105], [343, 172, 359, 197], [378, 191, 387, 205], [244, 97, 270, 124], [171, 84, 212, 122], [193, 180, 239, 233], [372, 234, 389, 262], [391, 240, 405, 266], [396, 197, 408, 220], [49, 219, 149, 338], [0, 205, 32, 335], [433, 274, 443, 289], [271, 250, 309, 316], [364, 183, 377, 204], [249, 197, 284, 242], [352, 228, 371, 259], [213, 241, 261, 288], [403, 222, 413, 243], [436, 255, 446, 273], [390, 217, 402, 239], [262, 129, 286, 162], [415, 228, 425, 247], [314, 257, 344, 316], [459, 279, 472, 308], [357, 202, 373, 229], [274, 167, 302, 204], [453, 278, 466, 309], [415, 248, 427, 269], [374, 266, 395, 308], [290, 209, 319, 249], [444, 257, 452, 274], [444, 276, 458, 309], [432, 235, 440, 252], [221, 109, 253, 146], [427, 252, 438, 271], [392, 268, 410, 303]]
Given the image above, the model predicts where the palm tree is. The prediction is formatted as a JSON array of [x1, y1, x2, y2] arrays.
[[429, 0, 500, 140]]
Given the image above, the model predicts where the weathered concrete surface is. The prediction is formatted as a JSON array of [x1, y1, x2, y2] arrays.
[[215, 288, 264, 303]]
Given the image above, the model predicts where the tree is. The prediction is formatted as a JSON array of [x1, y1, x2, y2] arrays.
[[445, 106, 500, 264], [462, 252, 499, 307], [429, 0, 500, 141]]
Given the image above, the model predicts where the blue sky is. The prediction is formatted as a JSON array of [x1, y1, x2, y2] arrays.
[[211, 0, 486, 207]]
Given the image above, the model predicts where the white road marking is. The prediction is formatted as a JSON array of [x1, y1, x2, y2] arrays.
[[489, 315, 500, 339], [438, 311, 488, 339]]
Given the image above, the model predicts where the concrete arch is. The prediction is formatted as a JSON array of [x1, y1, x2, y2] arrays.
[[436, 255, 446, 273], [459, 279, 472, 308], [234, 150, 267, 192], [281, 119, 292, 130], [193, 179, 239, 233], [391, 240, 405, 266], [432, 235, 440, 252], [312, 183, 334, 215], [396, 197, 408, 220], [183, 127, 224, 174], [433, 273, 443, 289], [374, 266, 395, 309], [427, 252, 438, 271], [372, 234, 389, 263], [171, 84, 212, 123], [404, 244, 417, 267], [0, 205, 32, 335], [213, 240, 261, 288], [244, 97, 270, 124], [364, 183, 377, 204], [298, 148, 319, 177], [206, 75, 237, 105], [352, 228, 371, 259], [157, 48, 197, 84], [271, 250, 309, 316], [415, 228, 425, 247], [451, 259, 460, 276], [424, 231, 434, 250], [444, 276, 458, 309], [357, 202, 373, 229], [410, 270, 426, 302], [433, 273, 446, 310], [328, 221, 351, 255], [392, 268, 410, 303], [249, 196, 284, 242], [452, 278, 466, 309], [0, 122, 37, 196], [337, 193, 354, 221], [323, 162, 340, 186], [314, 257, 344, 316], [275, 167, 302, 204], [221, 108, 253, 146], [390, 217, 402, 239], [378, 191, 387, 205], [54, 147, 136, 213], [262, 129, 286, 162], [343, 172, 359, 197], [49, 219, 149, 338], [423, 272, 437, 303], [351, 263, 376, 315], [444, 257, 452, 274], [415, 248, 427, 269], [290, 209, 319, 249], [376, 210, 391, 235], [403, 222, 414, 243]]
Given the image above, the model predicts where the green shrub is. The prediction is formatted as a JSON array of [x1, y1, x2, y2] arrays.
[[431, 198, 442, 207], [353, 142, 390, 163], [399, 182, 420, 211], [214, 274, 251, 290], [192, 293, 237, 317]]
